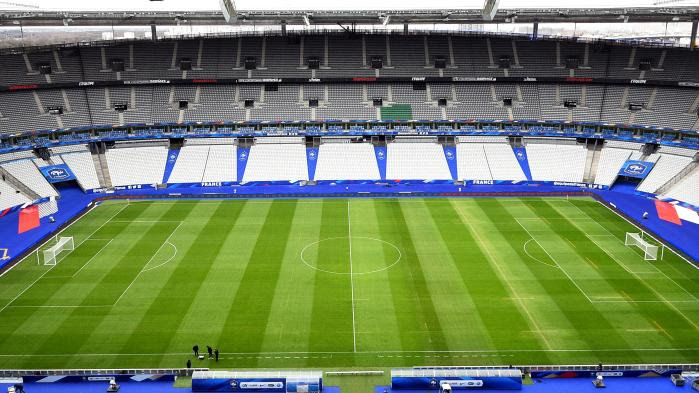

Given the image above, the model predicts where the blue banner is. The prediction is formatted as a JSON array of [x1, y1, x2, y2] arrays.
[[307, 147, 319, 181], [39, 164, 75, 183], [443, 146, 458, 181], [618, 160, 655, 179], [237, 147, 250, 183], [162, 148, 181, 183]]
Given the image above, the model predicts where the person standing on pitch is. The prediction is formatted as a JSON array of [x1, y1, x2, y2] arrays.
[[214, 348, 219, 362], [187, 359, 192, 369], [207, 346, 213, 359], [193, 345, 199, 357]]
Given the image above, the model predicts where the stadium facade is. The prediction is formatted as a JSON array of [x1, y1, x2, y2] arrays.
[[0, 7, 698, 393]]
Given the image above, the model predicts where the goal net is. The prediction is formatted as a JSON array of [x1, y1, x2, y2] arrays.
[[625, 232, 659, 261], [43, 236, 74, 266]]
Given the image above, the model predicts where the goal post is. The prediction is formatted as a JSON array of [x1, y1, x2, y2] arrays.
[[625, 232, 660, 261], [43, 236, 74, 266]]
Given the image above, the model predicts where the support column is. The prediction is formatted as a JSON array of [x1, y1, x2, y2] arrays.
[[532, 22, 538, 40], [691, 20, 698, 51], [150, 23, 157, 42]]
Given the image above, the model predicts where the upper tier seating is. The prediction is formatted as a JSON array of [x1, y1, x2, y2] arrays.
[[106, 146, 168, 187], [386, 142, 451, 180], [1, 159, 58, 198], [242, 143, 308, 182], [314, 143, 380, 181], [60, 151, 101, 190], [526, 143, 587, 182], [593, 147, 634, 186]]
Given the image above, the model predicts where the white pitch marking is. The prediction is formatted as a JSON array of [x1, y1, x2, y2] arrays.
[[113, 221, 183, 306], [0, 203, 129, 314], [348, 199, 357, 353], [514, 218, 595, 304], [0, 347, 696, 357], [452, 204, 553, 350], [70, 239, 114, 278], [566, 200, 699, 302]]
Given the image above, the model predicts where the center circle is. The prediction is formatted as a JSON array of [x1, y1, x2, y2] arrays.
[[300, 236, 402, 275]]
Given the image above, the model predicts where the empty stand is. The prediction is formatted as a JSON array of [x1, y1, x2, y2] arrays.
[[593, 147, 633, 186], [105, 146, 168, 187], [636, 154, 694, 194], [386, 142, 451, 180], [242, 143, 308, 182], [526, 142, 587, 182], [1, 159, 58, 198], [314, 143, 380, 181], [60, 151, 101, 190]]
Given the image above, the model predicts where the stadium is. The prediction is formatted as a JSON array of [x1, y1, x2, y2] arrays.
[[0, 0, 698, 392]]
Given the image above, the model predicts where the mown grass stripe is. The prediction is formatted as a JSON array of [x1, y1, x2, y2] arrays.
[[218, 200, 298, 354], [16, 202, 189, 368], [425, 199, 551, 357], [108, 201, 241, 364], [306, 200, 355, 366], [536, 200, 699, 351], [378, 199, 450, 354], [0, 202, 157, 354]]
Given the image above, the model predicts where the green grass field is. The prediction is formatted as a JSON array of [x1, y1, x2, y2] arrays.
[[0, 197, 697, 370]]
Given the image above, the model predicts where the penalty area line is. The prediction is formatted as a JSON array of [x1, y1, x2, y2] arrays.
[[0, 347, 697, 357]]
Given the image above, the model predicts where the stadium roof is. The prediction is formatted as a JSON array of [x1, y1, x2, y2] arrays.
[[1, 0, 698, 26]]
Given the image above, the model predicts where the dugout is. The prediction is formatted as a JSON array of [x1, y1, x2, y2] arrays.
[[192, 371, 322, 393], [391, 369, 522, 391]]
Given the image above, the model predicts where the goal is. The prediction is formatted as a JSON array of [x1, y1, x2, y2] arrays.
[[43, 236, 74, 266], [624, 232, 661, 261]]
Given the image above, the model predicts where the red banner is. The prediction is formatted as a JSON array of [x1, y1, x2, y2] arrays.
[[18, 205, 40, 234]]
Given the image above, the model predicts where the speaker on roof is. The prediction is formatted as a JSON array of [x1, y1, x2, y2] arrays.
[[244, 56, 257, 70], [110, 59, 125, 72], [503, 98, 513, 107], [434, 56, 446, 69], [373, 98, 383, 107], [114, 103, 128, 112], [307, 57, 320, 69], [565, 56, 580, 69], [179, 58, 192, 71], [371, 56, 383, 69], [412, 81, 426, 91], [47, 106, 63, 115], [309, 98, 319, 107], [38, 63, 52, 75], [179, 100, 189, 110], [629, 103, 644, 111], [438, 98, 447, 106], [564, 100, 578, 109], [639, 59, 653, 71], [498, 56, 511, 69], [244, 99, 255, 108]]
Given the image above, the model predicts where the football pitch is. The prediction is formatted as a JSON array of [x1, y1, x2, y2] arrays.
[[0, 197, 697, 370]]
